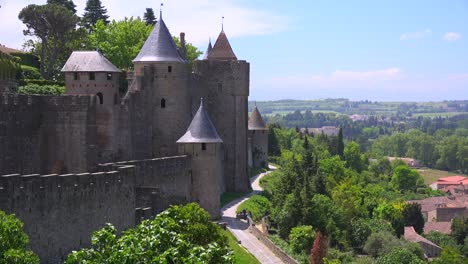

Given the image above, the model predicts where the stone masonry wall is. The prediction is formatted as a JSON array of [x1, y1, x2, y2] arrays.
[[0, 165, 136, 263], [0, 94, 97, 174], [99, 155, 191, 215]]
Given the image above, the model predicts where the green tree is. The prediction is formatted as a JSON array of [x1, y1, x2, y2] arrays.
[[451, 216, 468, 245], [402, 203, 425, 234], [376, 248, 425, 264], [66, 203, 233, 263], [81, 0, 110, 32], [268, 124, 281, 156], [89, 18, 152, 69], [47, 0, 76, 13], [0, 211, 39, 264], [144, 7, 157, 25], [432, 247, 466, 264], [337, 127, 344, 158], [173, 36, 203, 67], [344, 141, 364, 172], [289, 225, 315, 254], [391, 165, 423, 192], [19, 4, 80, 79], [363, 231, 403, 257]]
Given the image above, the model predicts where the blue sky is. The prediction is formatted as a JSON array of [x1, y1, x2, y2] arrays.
[[1, 0, 467, 101]]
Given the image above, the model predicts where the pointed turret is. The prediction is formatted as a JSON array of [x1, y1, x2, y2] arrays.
[[207, 30, 237, 60], [203, 39, 213, 60], [177, 98, 223, 143], [248, 106, 267, 130], [133, 13, 185, 63]]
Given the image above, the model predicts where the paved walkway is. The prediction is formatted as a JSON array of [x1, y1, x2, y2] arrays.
[[221, 167, 284, 264]]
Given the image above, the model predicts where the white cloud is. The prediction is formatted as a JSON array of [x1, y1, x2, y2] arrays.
[[0, 0, 289, 49], [400, 28, 431, 40], [443, 32, 461, 42]]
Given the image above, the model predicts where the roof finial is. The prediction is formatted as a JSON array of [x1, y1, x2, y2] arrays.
[[221, 16, 224, 32], [160, 2, 163, 19]]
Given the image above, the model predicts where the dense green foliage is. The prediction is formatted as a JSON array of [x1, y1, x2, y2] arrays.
[[0, 51, 19, 80], [257, 125, 467, 263], [0, 211, 39, 264], [289, 226, 315, 254], [17, 84, 65, 95], [236, 194, 271, 221], [66, 203, 233, 263]]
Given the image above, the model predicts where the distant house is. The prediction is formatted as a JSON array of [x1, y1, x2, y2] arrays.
[[404, 226, 441, 258], [387, 157, 420, 168], [301, 126, 339, 136], [408, 195, 468, 222], [0, 44, 23, 55], [423, 222, 451, 235], [349, 114, 368, 122], [430, 176, 468, 193]]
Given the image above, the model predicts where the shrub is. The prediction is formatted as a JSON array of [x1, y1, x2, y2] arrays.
[[236, 194, 271, 221], [290, 225, 315, 254], [19, 79, 65, 87], [376, 248, 425, 264], [19, 65, 42, 80], [10, 52, 40, 68], [17, 84, 65, 95]]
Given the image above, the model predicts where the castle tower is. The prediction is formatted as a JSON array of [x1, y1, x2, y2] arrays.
[[132, 11, 191, 157], [177, 98, 223, 218], [62, 51, 121, 162], [193, 28, 250, 192], [62, 51, 121, 106], [248, 106, 269, 168], [203, 39, 212, 60]]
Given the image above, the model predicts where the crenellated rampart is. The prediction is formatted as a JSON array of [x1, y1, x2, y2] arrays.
[[0, 165, 136, 263]]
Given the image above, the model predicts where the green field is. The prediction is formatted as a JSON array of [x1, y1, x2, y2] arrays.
[[417, 168, 466, 185], [221, 229, 261, 264], [412, 112, 468, 118]]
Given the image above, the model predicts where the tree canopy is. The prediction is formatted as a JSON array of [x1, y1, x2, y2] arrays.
[[81, 0, 110, 32], [143, 8, 157, 26], [66, 203, 233, 263]]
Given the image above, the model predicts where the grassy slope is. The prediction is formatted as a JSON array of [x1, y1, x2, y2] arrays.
[[221, 192, 250, 207], [221, 229, 261, 264], [418, 168, 466, 185]]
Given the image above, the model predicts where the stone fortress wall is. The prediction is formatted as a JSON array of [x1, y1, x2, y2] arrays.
[[0, 93, 98, 175], [0, 155, 192, 263]]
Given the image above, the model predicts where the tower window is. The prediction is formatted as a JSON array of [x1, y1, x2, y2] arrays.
[[202, 143, 206, 151], [107, 73, 112, 80], [89, 72, 95, 80], [74, 72, 79, 80], [96, 92, 103, 104], [114, 93, 118, 105], [217, 83, 222, 93], [168, 66, 172, 73], [160, 98, 166, 108]]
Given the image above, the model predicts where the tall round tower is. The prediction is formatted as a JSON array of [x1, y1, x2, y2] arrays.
[[132, 11, 191, 157], [248, 106, 269, 168], [177, 98, 223, 218]]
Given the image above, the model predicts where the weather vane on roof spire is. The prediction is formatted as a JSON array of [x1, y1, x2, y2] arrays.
[[160, 2, 163, 19], [222, 16, 224, 31]]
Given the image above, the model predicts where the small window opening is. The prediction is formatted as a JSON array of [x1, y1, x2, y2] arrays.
[[96, 92, 103, 104], [160, 98, 166, 108], [202, 143, 207, 151], [107, 73, 112, 80], [114, 93, 118, 105], [89, 72, 95, 80], [74, 72, 79, 80], [168, 66, 172, 73], [217, 83, 222, 93]]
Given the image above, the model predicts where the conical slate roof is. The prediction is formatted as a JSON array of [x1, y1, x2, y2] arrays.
[[133, 15, 185, 63], [203, 39, 213, 60], [248, 106, 267, 130], [207, 31, 237, 60], [62, 51, 120, 72], [177, 99, 223, 143]]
